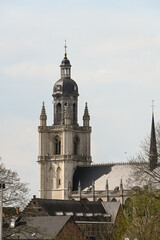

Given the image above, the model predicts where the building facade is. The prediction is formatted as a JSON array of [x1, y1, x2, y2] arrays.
[[38, 47, 159, 203], [38, 48, 91, 200]]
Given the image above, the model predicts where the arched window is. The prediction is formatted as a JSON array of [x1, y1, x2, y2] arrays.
[[64, 102, 67, 113], [54, 135, 61, 155], [56, 167, 61, 188], [111, 198, 117, 202], [98, 198, 103, 202], [56, 103, 61, 124], [74, 135, 79, 155]]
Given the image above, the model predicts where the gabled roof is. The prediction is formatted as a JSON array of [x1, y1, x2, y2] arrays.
[[5, 216, 72, 239], [22, 197, 125, 225], [24, 198, 106, 216], [102, 202, 121, 223]]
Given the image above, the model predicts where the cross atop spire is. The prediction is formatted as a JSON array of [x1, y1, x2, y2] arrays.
[[64, 40, 67, 56]]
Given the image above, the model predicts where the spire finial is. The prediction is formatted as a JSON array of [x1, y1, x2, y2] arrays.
[[64, 40, 67, 56], [152, 100, 155, 114], [41, 102, 46, 116], [40, 101, 47, 125], [83, 102, 90, 118]]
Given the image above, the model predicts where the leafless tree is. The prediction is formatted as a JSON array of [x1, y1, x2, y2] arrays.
[[0, 160, 29, 208]]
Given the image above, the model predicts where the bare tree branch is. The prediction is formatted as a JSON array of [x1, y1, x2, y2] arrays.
[[0, 161, 29, 208]]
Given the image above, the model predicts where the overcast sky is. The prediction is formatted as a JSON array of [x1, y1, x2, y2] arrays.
[[0, 0, 160, 198]]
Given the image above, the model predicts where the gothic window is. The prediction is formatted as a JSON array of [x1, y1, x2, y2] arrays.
[[56, 103, 61, 124], [64, 102, 67, 113], [111, 198, 117, 202], [73, 103, 76, 123], [98, 198, 103, 202], [56, 167, 61, 188], [74, 135, 80, 155], [54, 135, 61, 155]]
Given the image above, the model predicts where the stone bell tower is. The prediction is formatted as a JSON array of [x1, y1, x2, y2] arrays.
[[38, 43, 92, 200]]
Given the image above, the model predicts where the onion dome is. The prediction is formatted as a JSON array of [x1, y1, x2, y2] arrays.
[[53, 78, 78, 96]]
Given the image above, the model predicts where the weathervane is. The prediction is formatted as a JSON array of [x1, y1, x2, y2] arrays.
[[64, 40, 67, 56]]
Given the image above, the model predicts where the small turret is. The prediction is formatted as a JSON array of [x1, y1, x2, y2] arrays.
[[40, 102, 47, 127], [149, 107, 158, 171], [92, 181, 95, 201], [120, 179, 123, 191], [60, 40, 71, 78], [120, 179, 124, 204], [106, 179, 109, 201], [83, 102, 90, 127]]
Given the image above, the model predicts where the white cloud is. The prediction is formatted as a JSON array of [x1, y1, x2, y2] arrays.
[[0, 62, 57, 81], [0, 38, 35, 50], [0, 117, 38, 197]]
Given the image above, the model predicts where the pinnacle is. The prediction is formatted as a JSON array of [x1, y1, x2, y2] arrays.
[[40, 102, 47, 121], [41, 102, 46, 116], [83, 102, 90, 120]]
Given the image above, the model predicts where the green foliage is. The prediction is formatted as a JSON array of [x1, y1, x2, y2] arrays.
[[124, 189, 160, 240], [112, 208, 127, 240]]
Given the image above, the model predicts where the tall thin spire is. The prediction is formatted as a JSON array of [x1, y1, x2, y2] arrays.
[[149, 101, 158, 171]]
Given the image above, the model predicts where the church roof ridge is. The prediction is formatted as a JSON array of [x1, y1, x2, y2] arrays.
[[79, 162, 134, 167]]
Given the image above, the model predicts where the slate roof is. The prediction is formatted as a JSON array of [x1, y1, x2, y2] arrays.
[[23, 198, 114, 222], [102, 202, 121, 223], [53, 78, 78, 95], [73, 163, 133, 191], [5, 216, 71, 239], [32, 198, 106, 216]]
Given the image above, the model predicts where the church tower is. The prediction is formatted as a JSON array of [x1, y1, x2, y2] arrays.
[[38, 44, 92, 200]]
